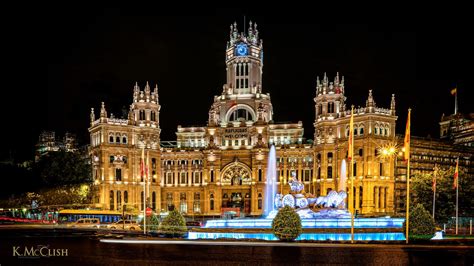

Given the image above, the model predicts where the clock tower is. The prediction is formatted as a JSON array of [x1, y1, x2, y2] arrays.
[[224, 21, 263, 95]]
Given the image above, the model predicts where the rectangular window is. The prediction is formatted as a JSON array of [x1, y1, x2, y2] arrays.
[[115, 168, 122, 181]]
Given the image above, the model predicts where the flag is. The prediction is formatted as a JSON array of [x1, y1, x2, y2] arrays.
[[404, 109, 411, 161], [451, 88, 457, 95], [348, 107, 354, 161], [453, 158, 459, 189]]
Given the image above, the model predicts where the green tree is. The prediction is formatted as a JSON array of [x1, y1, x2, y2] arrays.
[[405, 204, 436, 239], [35, 150, 91, 186], [272, 206, 302, 241], [159, 209, 187, 237], [411, 166, 473, 224]]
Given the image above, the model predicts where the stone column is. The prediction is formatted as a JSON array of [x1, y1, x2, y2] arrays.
[[375, 186, 379, 211]]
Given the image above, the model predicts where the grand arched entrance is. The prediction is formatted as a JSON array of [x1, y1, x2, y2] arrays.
[[220, 160, 252, 215]]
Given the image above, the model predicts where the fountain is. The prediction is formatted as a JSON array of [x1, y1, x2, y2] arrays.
[[199, 148, 405, 241], [263, 145, 277, 218]]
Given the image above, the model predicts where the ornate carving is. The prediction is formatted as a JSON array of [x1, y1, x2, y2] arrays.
[[221, 162, 252, 185]]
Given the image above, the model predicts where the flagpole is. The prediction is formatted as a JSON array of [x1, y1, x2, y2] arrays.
[[405, 108, 411, 244], [454, 89, 458, 115], [432, 164, 436, 219], [142, 148, 146, 236], [456, 157, 459, 235], [350, 106, 354, 244]]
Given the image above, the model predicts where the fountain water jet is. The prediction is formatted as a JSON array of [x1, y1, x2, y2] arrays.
[[339, 159, 347, 192], [263, 145, 277, 218]]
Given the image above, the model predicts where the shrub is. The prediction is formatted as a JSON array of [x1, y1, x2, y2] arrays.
[[405, 203, 436, 238], [272, 206, 302, 241], [159, 209, 187, 237]]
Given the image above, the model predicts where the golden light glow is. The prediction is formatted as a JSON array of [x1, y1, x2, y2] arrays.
[[377, 143, 398, 159]]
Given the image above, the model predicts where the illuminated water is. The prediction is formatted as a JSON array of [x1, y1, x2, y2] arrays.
[[263, 145, 277, 217], [188, 232, 406, 241], [204, 218, 405, 229], [339, 159, 347, 192]]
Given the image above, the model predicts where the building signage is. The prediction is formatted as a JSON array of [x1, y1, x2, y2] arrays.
[[223, 128, 248, 139]]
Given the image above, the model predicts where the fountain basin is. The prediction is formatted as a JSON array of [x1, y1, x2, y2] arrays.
[[204, 218, 405, 229], [188, 232, 406, 241]]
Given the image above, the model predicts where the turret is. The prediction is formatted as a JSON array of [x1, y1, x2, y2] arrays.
[[390, 94, 396, 115], [90, 108, 95, 125], [100, 102, 107, 122]]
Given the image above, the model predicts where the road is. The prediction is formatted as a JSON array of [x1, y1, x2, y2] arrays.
[[0, 226, 472, 265]]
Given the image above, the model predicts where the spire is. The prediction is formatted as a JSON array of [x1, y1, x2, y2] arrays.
[[335, 72, 340, 85], [323, 72, 328, 83], [133, 82, 139, 102], [90, 108, 95, 124], [128, 104, 134, 123], [391, 94, 396, 115], [366, 90, 375, 108], [248, 20, 253, 36], [100, 102, 107, 122], [100, 102, 106, 117], [154, 84, 159, 103]]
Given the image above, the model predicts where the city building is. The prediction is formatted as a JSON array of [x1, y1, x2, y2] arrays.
[[89, 22, 403, 217], [35, 131, 78, 161], [394, 119, 474, 214]]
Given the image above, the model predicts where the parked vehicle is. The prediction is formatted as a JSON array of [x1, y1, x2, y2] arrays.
[[106, 220, 140, 230], [67, 218, 100, 228], [186, 221, 203, 228]]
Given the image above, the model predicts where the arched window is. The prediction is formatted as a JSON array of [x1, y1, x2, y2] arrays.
[[258, 169, 262, 182], [245, 63, 249, 75], [109, 135, 114, 143], [139, 110, 145, 120], [152, 192, 156, 211], [229, 108, 254, 122], [110, 190, 114, 210], [327, 166, 333, 179], [124, 191, 128, 204], [210, 194, 214, 210], [167, 193, 173, 210], [116, 135, 120, 143], [359, 127, 364, 135], [117, 191, 122, 210], [193, 193, 201, 213], [258, 193, 262, 210], [327, 152, 333, 163], [359, 186, 363, 209], [374, 127, 378, 135], [122, 136, 127, 144]]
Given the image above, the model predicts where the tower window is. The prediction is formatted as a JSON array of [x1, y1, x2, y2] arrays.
[[109, 135, 114, 143], [328, 102, 334, 113], [236, 79, 240, 88], [236, 65, 240, 76], [245, 79, 248, 89], [115, 168, 122, 181], [245, 63, 249, 75], [327, 166, 333, 179]]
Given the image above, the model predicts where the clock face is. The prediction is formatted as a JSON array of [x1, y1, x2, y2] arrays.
[[236, 43, 248, 56]]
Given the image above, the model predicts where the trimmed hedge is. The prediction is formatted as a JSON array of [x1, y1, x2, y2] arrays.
[[406, 204, 436, 239], [159, 209, 188, 237], [272, 206, 302, 241]]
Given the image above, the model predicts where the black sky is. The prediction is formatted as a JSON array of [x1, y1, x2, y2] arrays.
[[3, 7, 473, 161]]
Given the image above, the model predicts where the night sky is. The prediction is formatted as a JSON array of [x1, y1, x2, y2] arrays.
[[3, 8, 472, 161]]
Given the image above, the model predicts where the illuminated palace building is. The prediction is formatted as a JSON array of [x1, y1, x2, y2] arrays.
[[89, 22, 399, 217]]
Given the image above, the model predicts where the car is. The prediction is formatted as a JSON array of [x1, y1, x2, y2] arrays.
[[106, 220, 140, 230], [67, 218, 100, 229], [186, 221, 203, 228]]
